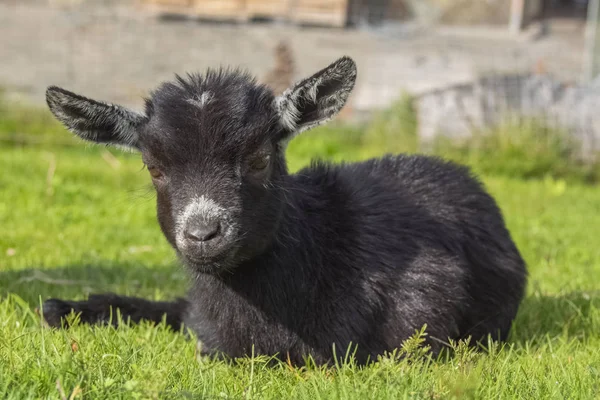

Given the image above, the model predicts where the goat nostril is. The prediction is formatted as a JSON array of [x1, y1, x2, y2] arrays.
[[185, 222, 221, 242]]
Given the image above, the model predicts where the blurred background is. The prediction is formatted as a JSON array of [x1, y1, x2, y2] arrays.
[[2, 0, 600, 166]]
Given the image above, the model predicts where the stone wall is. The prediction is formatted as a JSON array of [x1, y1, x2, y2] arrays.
[[402, 0, 543, 26], [415, 73, 600, 158]]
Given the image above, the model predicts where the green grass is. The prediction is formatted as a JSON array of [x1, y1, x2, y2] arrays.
[[431, 118, 600, 184], [1, 99, 600, 399], [329, 95, 600, 184]]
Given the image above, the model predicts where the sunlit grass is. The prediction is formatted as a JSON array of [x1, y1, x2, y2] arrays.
[[1, 98, 600, 399]]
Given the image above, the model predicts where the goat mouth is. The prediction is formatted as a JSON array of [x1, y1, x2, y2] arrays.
[[178, 246, 238, 272]]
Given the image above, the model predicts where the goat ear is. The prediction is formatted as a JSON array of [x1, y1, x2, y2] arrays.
[[46, 86, 146, 150], [275, 56, 357, 137]]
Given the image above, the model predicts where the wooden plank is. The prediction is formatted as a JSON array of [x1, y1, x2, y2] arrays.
[[289, 0, 349, 27], [290, 10, 347, 27], [293, 0, 347, 8], [192, 0, 245, 12], [245, 0, 289, 18], [584, 0, 600, 82], [143, 0, 193, 6], [137, 0, 195, 17], [139, 0, 246, 20], [509, 0, 525, 34], [138, 0, 351, 27]]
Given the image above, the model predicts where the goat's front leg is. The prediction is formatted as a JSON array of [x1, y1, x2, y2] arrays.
[[41, 294, 188, 332]]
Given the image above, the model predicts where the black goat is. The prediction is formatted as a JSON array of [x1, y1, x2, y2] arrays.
[[43, 56, 527, 365]]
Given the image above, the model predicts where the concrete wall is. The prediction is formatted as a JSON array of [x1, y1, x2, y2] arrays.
[[416, 72, 600, 158]]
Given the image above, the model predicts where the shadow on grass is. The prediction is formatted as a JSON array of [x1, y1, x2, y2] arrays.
[[1, 264, 598, 350], [0, 263, 188, 306], [510, 290, 600, 345]]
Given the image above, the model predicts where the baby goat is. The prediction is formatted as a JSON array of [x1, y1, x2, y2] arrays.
[[43, 56, 527, 365]]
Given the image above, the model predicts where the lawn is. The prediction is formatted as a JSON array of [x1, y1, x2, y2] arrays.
[[1, 101, 600, 399]]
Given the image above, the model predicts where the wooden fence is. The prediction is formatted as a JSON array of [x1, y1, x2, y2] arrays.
[[138, 0, 350, 27]]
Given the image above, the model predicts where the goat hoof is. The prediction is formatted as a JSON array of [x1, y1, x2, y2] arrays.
[[41, 298, 75, 328]]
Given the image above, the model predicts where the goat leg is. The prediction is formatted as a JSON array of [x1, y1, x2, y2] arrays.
[[41, 293, 188, 332]]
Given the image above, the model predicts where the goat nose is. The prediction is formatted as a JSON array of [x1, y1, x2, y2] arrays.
[[185, 221, 221, 242]]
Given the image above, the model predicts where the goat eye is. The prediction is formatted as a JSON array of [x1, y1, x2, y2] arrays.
[[249, 154, 270, 171], [147, 166, 164, 179]]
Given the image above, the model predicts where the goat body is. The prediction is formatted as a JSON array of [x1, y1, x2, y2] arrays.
[[43, 56, 527, 365]]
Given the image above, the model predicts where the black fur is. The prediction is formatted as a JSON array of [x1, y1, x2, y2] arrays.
[[43, 56, 527, 365]]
